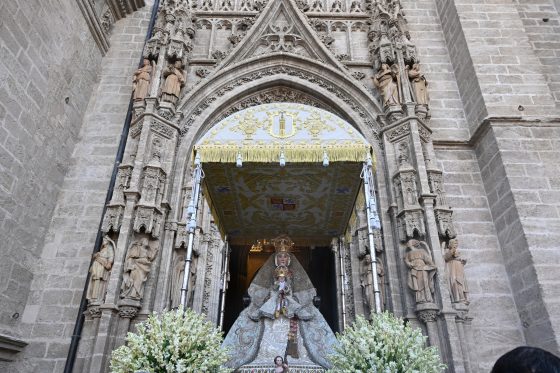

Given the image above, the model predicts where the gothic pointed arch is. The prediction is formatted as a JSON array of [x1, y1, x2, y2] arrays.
[[176, 53, 385, 146]]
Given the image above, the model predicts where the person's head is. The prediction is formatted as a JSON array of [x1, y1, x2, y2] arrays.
[[448, 239, 458, 250], [491, 346, 560, 373], [274, 356, 283, 366], [275, 252, 291, 267]]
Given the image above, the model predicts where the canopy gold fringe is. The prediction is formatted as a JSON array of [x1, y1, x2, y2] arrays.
[[195, 143, 376, 169]]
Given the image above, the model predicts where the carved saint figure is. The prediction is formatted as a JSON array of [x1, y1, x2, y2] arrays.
[[444, 239, 468, 304], [132, 59, 153, 101], [405, 239, 436, 304], [87, 236, 115, 303], [407, 63, 429, 105], [373, 64, 401, 107], [161, 60, 185, 105], [120, 237, 158, 300]]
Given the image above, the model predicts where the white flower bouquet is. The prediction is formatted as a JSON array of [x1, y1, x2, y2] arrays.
[[329, 312, 445, 373], [110, 306, 232, 373]]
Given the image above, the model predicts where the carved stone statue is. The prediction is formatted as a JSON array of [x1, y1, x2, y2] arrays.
[[444, 239, 468, 304], [405, 239, 436, 304], [407, 63, 429, 105], [373, 63, 401, 107], [120, 237, 158, 300], [223, 235, 337, 370], [87, 236, 115, 304], [161, 60, 185, 105], [132, 59, 153, 102]]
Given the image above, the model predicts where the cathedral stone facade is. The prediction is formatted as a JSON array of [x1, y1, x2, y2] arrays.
[[0, 0, 559, 372]]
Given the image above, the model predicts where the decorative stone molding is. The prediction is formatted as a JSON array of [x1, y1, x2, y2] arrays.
[[133, 205, 164, 238], [102, 205, 125, 234], [180, 65, 377, 135], [86, 305, 102, 319], [118, 305, 139, 319], [417, 309, 439, 324], [0, 334, 27, 362]]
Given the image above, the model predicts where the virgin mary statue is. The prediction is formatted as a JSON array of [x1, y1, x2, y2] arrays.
[[222, 235, 338, 371]]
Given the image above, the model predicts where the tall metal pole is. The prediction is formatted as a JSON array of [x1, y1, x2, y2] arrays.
[[338, 236, 347, 329], [218, 236, 230, 330], [180, 154, 204, 307], [361, 153, 382, 314]]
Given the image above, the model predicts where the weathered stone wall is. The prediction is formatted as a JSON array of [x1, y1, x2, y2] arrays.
[[0, 0, 102, 341], [514, 0, 560, 106], [475, 122, 560, 354], [436, 0, 557, 134], [0, 1, 153, 371], [402, 0, 471, 141], [435, 145, 525, 371]]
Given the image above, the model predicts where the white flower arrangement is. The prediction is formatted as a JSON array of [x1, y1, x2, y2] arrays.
[[329, 312, 445, 373], [110, 306, 232, 373]]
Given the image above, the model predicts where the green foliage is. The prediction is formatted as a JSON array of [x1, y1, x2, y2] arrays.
[[110, 306, 231, 373], [329, 312, 445, 373]]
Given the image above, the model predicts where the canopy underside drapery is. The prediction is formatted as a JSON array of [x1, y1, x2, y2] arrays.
[[193, 103, 374, 245]]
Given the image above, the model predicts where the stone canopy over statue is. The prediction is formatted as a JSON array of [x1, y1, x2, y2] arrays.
[[222, 235, 338, 371]]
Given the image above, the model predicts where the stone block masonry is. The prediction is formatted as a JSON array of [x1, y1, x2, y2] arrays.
[[0, 0, 102, 344], [0, 1, 153, 372]]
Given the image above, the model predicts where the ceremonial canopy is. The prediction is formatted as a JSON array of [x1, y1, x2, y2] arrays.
[[194, 103, 373, 245]]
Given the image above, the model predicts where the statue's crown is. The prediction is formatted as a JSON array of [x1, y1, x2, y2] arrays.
[[272, 234, 294, 253], [275, 265, 290, 278]]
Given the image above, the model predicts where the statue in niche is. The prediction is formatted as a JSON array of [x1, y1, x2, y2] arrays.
[[373, 64, 401, 108], [87, 236, 115, 304], [132, 59, 153, 102], [120, 237, 158, 300], [170, 255, 185, 308], [407, 63, 429, 106], [402, 174, 418, 206], [405, 239, 436, 304], [361, 254, 386, 313], [430, 174, 447, 206], [161, 60, 185, 105], [222, 235, 337, 370], [444, 239, 469, 304], [397, 141, 410, 167]]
